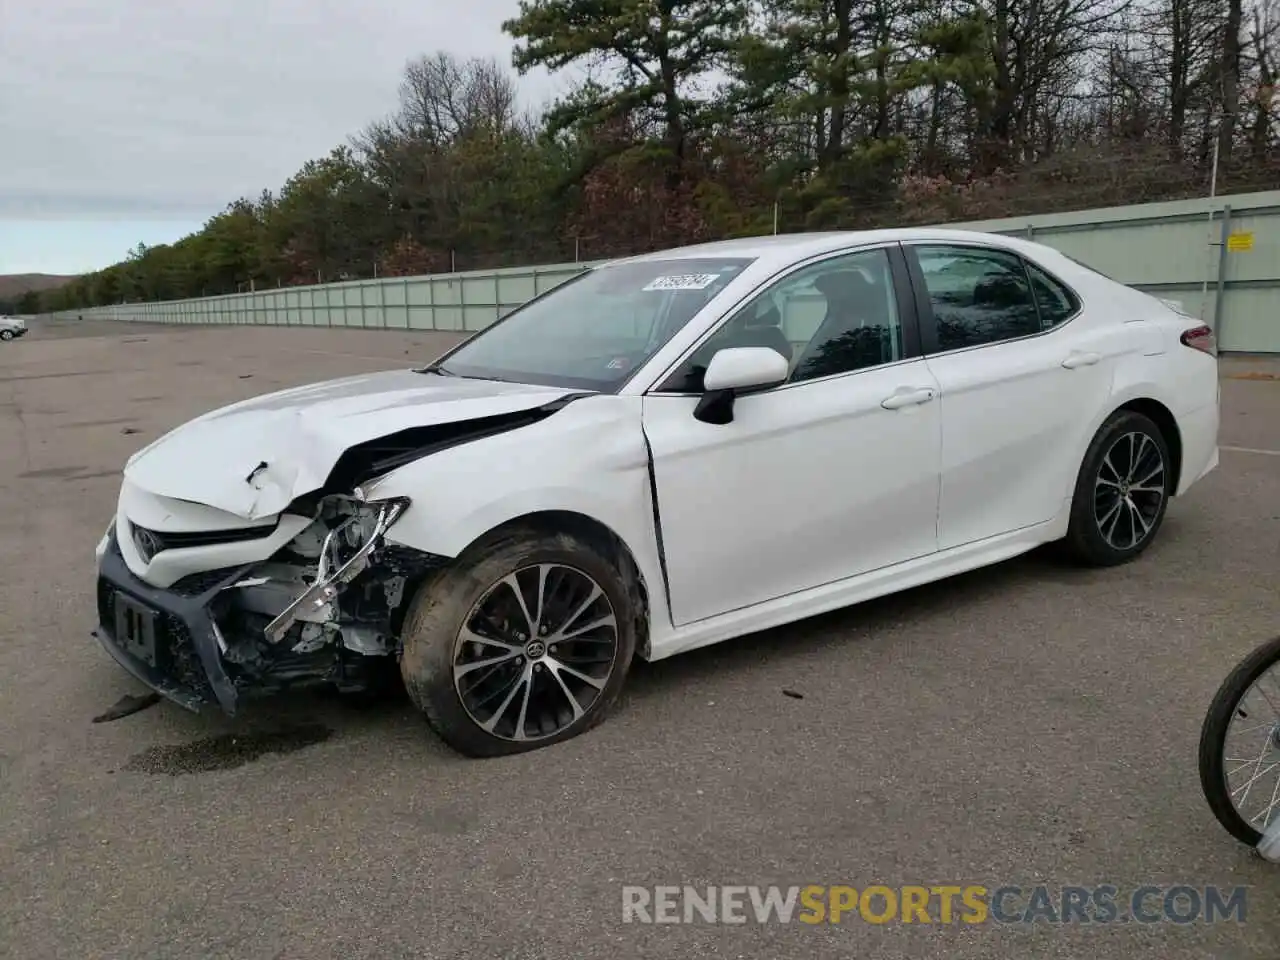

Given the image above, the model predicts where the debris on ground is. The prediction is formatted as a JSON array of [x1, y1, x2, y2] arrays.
[[92, 691, 162, 723]]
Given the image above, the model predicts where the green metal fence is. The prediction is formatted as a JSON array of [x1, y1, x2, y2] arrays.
[[959, 190, 1280, 353], [45, 189, 1280, 353]]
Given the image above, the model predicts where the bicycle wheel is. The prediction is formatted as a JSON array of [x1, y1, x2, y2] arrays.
[[1198, 634, 1280, 846]]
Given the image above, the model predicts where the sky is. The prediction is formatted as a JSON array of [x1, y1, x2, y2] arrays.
[[0, 0, 570, 276]]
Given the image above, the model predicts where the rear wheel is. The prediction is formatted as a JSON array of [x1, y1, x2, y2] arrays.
[[1198, 635, 1280, 846], [1064, 410, 1172, 566], [398, 527, 637, 757]]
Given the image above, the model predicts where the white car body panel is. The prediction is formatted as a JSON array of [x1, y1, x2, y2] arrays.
[[358, 394, 675, 648], [650, 518, 1062, 660], [116, 492, 314, 589], [642, 358, 942, 626], [1104, 325, 1221, 496], [1176, 404, 1220, 493], [921, 306, 1125, 551], [363, 395, 659, 563], [100, 226, 1222, 683], [122, 370, 580, 520]]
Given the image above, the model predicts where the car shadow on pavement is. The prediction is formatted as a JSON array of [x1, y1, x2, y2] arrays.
[[621, 539, 1110, 702], [85, 524, 1172, 765]]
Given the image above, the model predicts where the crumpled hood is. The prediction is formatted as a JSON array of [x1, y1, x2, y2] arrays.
[[123, 369, 580, 520]]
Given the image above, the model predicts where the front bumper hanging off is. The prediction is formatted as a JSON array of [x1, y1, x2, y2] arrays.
[[91, 498, 414, 715], [93, 531, 253, 715]]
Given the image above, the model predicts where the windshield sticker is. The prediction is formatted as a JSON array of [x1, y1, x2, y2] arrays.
[[643, 273, 722, 291], [606, 357, 631, 370]]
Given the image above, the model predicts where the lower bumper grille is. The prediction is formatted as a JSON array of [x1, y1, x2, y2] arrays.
[[93, 533, 253, 714], [170, 566, 244, 598], [96, 583, 217, 703]]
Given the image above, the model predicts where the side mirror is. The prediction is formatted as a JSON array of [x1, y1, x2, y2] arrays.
[[694, 347, 789, 424]]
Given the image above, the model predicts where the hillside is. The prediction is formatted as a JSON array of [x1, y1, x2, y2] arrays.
[[0, 273, 75, 300]]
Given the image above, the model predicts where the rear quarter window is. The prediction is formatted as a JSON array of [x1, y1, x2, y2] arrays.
[[1026, 263, 1081, 329]]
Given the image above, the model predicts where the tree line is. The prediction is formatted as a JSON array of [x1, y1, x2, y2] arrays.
[[29, 0, 1279, 314]]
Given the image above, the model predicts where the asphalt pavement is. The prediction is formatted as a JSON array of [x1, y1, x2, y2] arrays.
[[2, 319, 1279, 959]]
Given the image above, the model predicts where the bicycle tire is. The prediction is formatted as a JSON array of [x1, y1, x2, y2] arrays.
[[1198, 634, 1280, 846]]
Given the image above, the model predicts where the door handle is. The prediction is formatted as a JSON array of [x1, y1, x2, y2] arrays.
[[880, 387, 936, 410], [1062, 351, 1101, 369]]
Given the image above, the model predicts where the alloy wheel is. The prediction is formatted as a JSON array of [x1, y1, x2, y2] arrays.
[[1093, 430, 1166, 551], [452, 563, 620, 741]]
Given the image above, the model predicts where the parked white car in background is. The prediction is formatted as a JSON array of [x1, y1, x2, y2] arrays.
[[0, 315, 27, 340], [92, 228, 1220, 755]]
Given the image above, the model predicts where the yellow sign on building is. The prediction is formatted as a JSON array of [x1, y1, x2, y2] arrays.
[[1226, 232, 1254, 252]]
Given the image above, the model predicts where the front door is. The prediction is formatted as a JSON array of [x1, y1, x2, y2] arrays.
[[641, 244, 943, 627]]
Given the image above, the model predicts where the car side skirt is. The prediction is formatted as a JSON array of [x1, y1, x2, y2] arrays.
[[647, 509, 1070, 661]]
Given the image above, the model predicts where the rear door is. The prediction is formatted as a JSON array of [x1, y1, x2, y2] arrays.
[[904, 241, 1126, 551]]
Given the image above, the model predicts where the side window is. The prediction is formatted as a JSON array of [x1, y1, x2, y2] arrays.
[[659, 247, 904, 391], [914, 246, 1041, 351], [1027, 263, 1079, 329]]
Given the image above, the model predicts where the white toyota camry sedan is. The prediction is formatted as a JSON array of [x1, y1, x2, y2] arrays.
[[93, 228, 1220, 755]]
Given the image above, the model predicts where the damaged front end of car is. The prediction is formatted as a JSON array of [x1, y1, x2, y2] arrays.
[[93, 491, 447, 715], [90, 374, 598, 715]]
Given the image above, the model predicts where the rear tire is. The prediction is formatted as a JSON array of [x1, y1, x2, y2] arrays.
[[1064, 410, 1172, 566], [398, 526, 637, 757], [1198, 635, 1280, 846]]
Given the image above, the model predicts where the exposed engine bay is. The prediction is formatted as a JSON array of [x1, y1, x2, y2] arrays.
[[202, 494, 442, 699]]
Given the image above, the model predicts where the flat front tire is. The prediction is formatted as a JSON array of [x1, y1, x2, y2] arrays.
[[398, 527, 638, 757], [1064, 410, 1172, 566]]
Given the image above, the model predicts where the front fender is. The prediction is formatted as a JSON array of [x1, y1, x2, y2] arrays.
[[363, 395, 671, 629], [396, 484, 648, 560]]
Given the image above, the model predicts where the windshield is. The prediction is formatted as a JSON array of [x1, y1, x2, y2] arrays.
[[428, 257, 755, 389]]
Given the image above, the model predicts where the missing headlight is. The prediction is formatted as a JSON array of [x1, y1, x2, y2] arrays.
[[262, 495, 410, 645]]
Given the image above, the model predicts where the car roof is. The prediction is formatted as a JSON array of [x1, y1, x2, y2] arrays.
[[603, 227, 1050, 270]]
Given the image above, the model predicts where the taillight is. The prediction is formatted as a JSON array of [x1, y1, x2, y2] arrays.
[[1180, 325, 1217, 357]]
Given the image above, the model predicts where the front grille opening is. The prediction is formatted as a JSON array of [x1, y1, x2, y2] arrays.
[[133, 521, 278, 555]]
